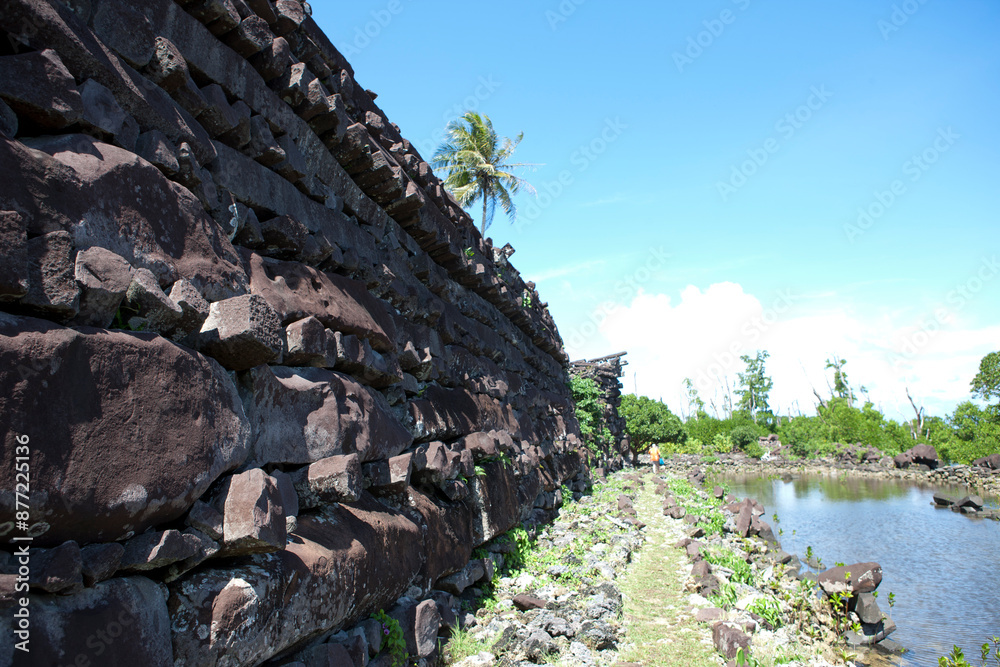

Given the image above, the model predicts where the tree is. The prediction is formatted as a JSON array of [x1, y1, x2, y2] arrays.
[[570, 376, 610, 459], [735, 351, 773, 425], [619, 394, 686, 464], [432, 111, 536, 235], [825, 356, 855, 405], [683, 377, 706, 419], [971, 351, 1000, 407]]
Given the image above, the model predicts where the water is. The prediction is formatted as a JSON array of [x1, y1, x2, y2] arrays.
[[723, 473, 1000, 667]]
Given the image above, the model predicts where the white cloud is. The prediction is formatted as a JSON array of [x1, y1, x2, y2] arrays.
[[583, 282, 999, 422]]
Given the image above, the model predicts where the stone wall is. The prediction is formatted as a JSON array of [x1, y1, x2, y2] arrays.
[[569, 352, 629, 471], [0, 1, 587, 664]]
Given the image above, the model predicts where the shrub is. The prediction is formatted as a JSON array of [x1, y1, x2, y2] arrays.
[[745, 441, 766, 459], [730, 424, 763, 452]]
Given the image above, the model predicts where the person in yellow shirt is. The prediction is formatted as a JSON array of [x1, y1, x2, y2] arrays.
[[649, 443, 661, 474]]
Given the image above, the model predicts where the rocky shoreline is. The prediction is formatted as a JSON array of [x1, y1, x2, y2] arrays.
[[667, 452, 1000, 520], [443, 461, 916, 666]]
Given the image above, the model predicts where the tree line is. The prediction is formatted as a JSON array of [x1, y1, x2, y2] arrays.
[[582, 350, 1000, 465]]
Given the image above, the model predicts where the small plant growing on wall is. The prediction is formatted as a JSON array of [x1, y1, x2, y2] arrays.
[[372, 609, 408, 667]]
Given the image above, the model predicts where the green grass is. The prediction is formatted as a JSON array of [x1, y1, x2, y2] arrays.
[[440, 627, 490, 664], [618, 472, 722, 666]]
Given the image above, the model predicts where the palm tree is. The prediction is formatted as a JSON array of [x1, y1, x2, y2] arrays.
[[432, 111, 536, 235]]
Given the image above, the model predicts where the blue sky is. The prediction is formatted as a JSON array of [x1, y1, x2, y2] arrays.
[[312, 0, 1000, 422]]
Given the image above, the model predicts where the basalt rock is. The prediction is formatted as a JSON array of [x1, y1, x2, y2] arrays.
[[0, 314, 249, 547], [0, 1, 583, 663]]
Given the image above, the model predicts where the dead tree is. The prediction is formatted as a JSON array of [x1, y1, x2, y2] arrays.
[[906, 387, 927, 440]]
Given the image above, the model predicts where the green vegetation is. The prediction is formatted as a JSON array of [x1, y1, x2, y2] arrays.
[[736, 350, 774, 426], [619, 394, 686, 462], [570, 376, 613, 459], [432, 111, 536, 235], [939, 637, 1000, 667], [617, 478, 723, 667], [372, 609, 409, 667], [665, 351, 1000, 464]]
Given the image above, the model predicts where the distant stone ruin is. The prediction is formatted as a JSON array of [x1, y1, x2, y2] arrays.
[[569, 352, 630, 470]]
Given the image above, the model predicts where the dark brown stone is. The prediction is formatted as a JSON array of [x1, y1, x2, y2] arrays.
[[712, 622, 751, 661], [22, 230, 80, 320], [513, 594, 547, 611], [0, 314, 249, 546], [197, 293, 284, 370], [240, 250, 395, 352], [23, 134, 246, 300], [818, 562, 882, 596], [91, 0, 156, 68], [71, 245, 133, 327], [78, 78, 139, 150], [238, 365, 412, 467], [80, 542, 124, 586], [120, 528, 200, 571], [217, 468, 286, 555], [0, 48, 82, 129], [291, 453, 362, 508], [0, 210, 28, 299], [0, 0, 216, 162], [168, 493, 423, 666], [29, 540, 83, 594], [0, 576, 173, 666]]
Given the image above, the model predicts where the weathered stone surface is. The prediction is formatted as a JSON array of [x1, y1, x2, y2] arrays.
[[258, 213, 326, 264], [855, 592, 883, 624], [185, 499, 225, 541], [409, 488, 475, 585], [405, 385, 521, 442], [28, 540, 83, 594], [121, 528, 200, 571], [0, 576, 173, 667], [71, 245, 134, 327], [712, 622, 751, 661], [292, 453, 362, 508], [0, 314, 249, 546], [238, 364, 412, 467], [216, 467, 286, 555], [241, 250, 396, 351], [818, 562, 882, 596], [22, 134, 246, 300], [284, 315, 328, 366], [78, 78, 139, 150], [80, 542, 124, 586], [0, 210, 29, 299], [333, 331, 402, 388], [413, 598, 442, 658], [168, 277, 210, 340], [973, 453, 1000, 469], [123, 267, 183, 333], [0, 0, 215, 162], [134, 129, 180, 176], [956, 494, 984, 510], [513, 594, 547, 611], [224, 15, 273, 57], [0, 98, 16, 136], [168, 493, 423, 666], [0, 48, 82, 129], [22, 230, 80, 320], [197, 293, 284, 370], [91, 0, 156, 68]]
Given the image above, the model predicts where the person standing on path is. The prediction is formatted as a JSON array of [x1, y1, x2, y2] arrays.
[[649, 443, 661, 474]]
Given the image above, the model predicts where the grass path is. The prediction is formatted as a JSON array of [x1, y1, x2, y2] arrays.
[[616, 472, 723, 666]]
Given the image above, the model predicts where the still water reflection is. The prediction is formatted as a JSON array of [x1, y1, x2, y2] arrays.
[[723, 474, 1000, 667]]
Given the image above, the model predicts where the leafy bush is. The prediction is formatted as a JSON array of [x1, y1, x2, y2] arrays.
[[730, 424, 763, 452], [620, 394, 687, 461], [712, 433, 734, 453], [745, 441, 766, 459]]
